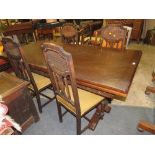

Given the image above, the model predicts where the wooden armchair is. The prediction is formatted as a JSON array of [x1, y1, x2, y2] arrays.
[[42, 43, 105, 134], [61, 23, 78, 44], [2, 37, 55, 113]]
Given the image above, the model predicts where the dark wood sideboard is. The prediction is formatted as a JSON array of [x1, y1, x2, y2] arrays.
[[0, 72, 39, 132], [2, 21, 37, 43], [106, 19, 144, 42]]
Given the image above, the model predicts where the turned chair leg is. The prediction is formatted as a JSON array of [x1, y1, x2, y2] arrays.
[[56, 102, 63, 122], [35, 93, 42, 113], [76, 117, 81, 135]]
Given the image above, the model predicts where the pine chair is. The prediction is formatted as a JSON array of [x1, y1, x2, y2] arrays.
[[42, 42, 105, 135], [2, 37, 55, 113], [61, 23, 78, 44]]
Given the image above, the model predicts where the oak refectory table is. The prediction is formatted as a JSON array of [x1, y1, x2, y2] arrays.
[[21, 42, 142, 130]]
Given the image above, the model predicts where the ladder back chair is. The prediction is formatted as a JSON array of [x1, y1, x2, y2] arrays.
[[101, 25, 127, 50], [61, 23, 78, 44], [2, 37, 55, 113], [42, 43, 105, 135]]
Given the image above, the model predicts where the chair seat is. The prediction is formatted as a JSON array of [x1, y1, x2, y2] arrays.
[[29, 73, 51, 90], [10, 72, 51, 90], [57, 86, 104, 116]]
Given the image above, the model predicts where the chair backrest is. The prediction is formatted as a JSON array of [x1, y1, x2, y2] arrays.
[[42, 43, 81, 115], [61, 23, 78, 44], [101, 25, 127, 50], [1, 37, 37, 88]]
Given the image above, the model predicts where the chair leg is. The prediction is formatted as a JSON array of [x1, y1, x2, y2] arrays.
[[76, 117, 81, 135], [35, 93, 42, 113], [56, 102, 63, 122]]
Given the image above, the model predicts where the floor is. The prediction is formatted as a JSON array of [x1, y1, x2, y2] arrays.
[[113, 42, 155, 108]]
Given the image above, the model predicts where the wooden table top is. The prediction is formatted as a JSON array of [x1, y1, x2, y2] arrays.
[[0, 72, 28, 98], [22, 41, 142, 98]]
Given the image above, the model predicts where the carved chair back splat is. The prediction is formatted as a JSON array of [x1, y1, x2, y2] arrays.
[[42, 43, 105, 135], [101, 25, 127, 50]]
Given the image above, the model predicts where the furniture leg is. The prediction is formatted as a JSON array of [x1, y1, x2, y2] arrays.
[[88, 104, 103, 131], [12, 35, 20, 44], [35, 93, 42, 113], [152, 70, 155, 82], [137, 120, 155, 134], [33, 32, 37, 42], [106, 97, 112, 103], [25, 34, 29, 43], [76, 117, 81, 135], [56, 102, 63, 122], [145, 86, 155, 95], [101, 98, 112, 113], [101, 103, 111, 113]]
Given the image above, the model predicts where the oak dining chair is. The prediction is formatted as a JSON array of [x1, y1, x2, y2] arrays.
[[42, 42, 105, 134], [2, 37, 55, 113]]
